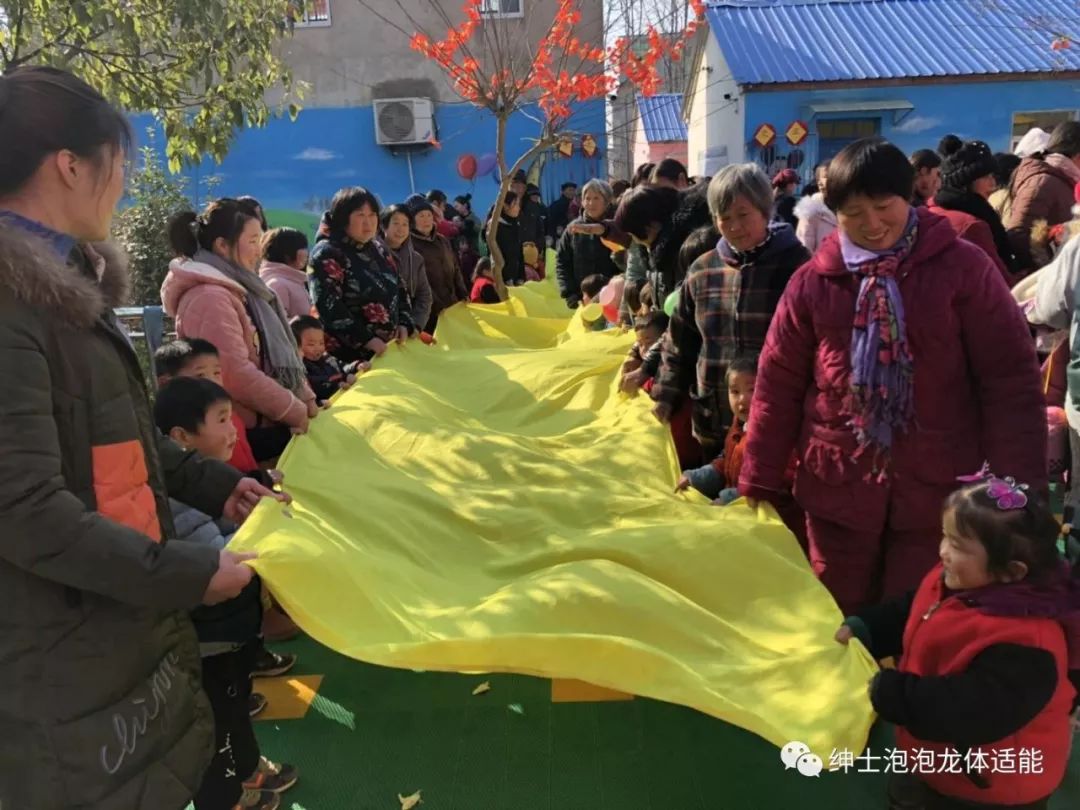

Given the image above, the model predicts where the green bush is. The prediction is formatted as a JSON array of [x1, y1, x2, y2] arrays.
[[113, 132, 193, 306]]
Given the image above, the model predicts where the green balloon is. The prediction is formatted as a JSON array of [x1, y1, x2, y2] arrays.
[[663, 289, 680, 316]]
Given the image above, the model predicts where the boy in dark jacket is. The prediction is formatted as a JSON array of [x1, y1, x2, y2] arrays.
[[155, 378, 299, 810], [291, 315, 368, 405]]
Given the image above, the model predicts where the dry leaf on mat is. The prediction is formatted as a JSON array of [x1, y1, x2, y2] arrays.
[[472, 681, 491, 696], [398, 790, 422, 809]]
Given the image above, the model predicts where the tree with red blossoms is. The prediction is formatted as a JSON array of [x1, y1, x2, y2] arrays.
[[357, 0, 705, 298]]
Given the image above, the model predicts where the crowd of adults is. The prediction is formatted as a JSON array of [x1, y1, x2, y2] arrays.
[[2, 63, 1080, 810]]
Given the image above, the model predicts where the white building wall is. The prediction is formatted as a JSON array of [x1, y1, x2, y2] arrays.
[[631, 115, 652, 169], [686, 32, 744, 176]]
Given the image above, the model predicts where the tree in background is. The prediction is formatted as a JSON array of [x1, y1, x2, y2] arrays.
[[113, 131, 219, 305], [361, 0, 704, 298], [0, 0, 301, 169]]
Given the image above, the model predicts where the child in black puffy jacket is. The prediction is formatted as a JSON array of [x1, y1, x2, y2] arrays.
[[291, 315, 368, 405]]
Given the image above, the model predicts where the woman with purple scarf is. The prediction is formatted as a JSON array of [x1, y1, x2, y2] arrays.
[[739, 138, 1047, 615]]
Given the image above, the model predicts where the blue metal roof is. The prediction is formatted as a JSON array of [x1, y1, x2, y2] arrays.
[[637, 93, 689, 142], [706, 0, 1080, 86]]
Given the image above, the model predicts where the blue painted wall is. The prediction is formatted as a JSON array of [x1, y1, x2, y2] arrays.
[[740, 78, 1079, 178], [133, 99, 607, 232]]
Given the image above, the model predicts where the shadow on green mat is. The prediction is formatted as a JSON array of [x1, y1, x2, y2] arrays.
[[247, 637, 1079, 810]]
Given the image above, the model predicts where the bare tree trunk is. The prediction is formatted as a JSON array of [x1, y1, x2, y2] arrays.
[[484, 118, 558, 301], [486, 114, 512, 301]]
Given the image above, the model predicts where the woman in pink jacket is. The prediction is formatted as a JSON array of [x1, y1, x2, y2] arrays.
[[162, 199, 317, 462], [258, 226, 313, 319], [739, 138, 1047, 615]]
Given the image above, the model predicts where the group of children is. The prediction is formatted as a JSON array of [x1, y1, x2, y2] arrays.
[[153, 340, 303, 810]]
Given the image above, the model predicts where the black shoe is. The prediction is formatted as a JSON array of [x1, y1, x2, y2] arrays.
[[251, 647, 297, 679], [243, 756, 300, 794], [249, 691, 268, 717]]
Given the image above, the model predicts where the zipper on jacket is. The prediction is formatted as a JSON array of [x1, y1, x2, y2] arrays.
[[907, 596, 946, 651]]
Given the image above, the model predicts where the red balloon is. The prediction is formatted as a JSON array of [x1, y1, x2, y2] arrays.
[[457, 154, 478, 181]]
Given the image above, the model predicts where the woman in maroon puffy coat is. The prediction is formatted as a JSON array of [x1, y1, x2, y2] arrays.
[[739, 138, 1047, 615]]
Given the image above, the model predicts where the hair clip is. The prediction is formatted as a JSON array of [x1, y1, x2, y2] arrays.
[[957, 464, 1028, 510], [985, 476, 1028, 510]]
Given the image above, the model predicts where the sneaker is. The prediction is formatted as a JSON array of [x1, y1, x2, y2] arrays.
[[251, 646, 297, 679], [233, 788, 280, 810], [262, 606, 300, 642], [249, 692, 268, 717], [242, 756, 299, 794]]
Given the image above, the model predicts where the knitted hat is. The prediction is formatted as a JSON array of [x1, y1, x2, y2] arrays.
[[772, 169, 799, 189], [940, 140, 996, 190]]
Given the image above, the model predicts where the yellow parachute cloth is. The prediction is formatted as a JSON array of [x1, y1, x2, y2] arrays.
[[231, 271, 878, 757]]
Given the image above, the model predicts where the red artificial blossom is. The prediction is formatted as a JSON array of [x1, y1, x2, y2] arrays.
[[411, 0, 706, 126]]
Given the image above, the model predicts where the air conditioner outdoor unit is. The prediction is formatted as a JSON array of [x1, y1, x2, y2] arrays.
[[374, 98, 435, 146]]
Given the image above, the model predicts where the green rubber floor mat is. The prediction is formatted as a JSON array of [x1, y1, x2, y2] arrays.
[[249, 636, 1079, 809]]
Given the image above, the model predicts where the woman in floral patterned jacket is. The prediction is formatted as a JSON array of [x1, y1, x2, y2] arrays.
[[309, 187, 416, 364]]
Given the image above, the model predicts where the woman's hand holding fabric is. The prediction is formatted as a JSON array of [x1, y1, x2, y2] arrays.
[[290, 411, 310, 435], [366, 337, 388, 357], [203, 550, 257, 605]]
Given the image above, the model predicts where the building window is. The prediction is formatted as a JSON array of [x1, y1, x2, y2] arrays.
[[816, 117, 881, 162], [480, 0, 524, 19], [816, 118, 879, 141], [289, 0, 332, 28], [1012, 110, 1077, 151]]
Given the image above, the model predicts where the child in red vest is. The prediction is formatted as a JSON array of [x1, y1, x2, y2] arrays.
[[470, 257, 500, 304], [837, 473, 1080, 809]]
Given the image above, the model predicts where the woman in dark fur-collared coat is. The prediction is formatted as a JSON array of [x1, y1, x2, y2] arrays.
[[0, 66, 273, 810]]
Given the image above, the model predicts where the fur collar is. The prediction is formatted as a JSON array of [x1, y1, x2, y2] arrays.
[[0, 220, 129, 329]]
